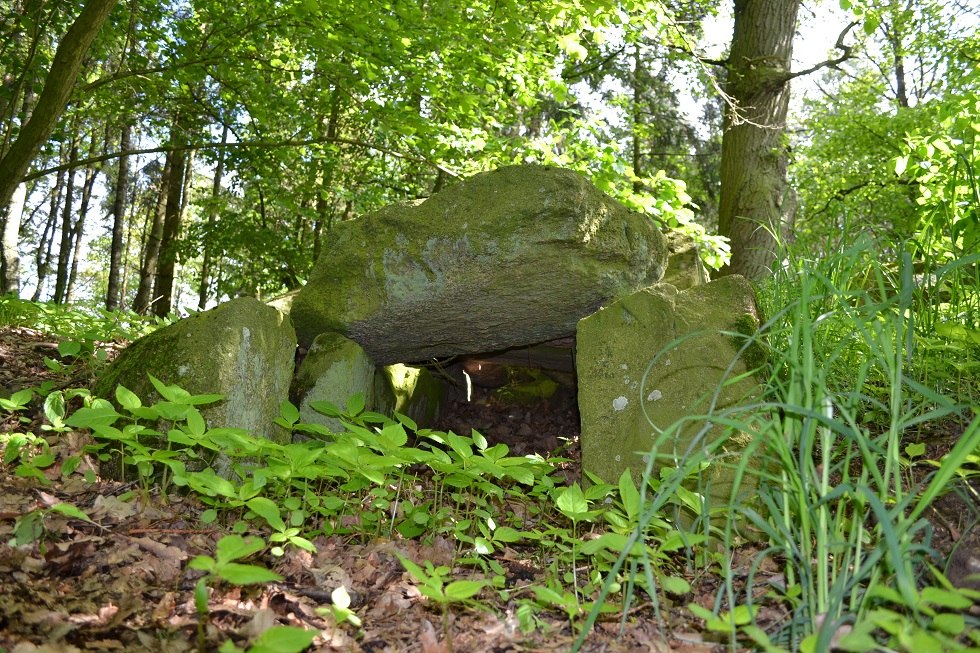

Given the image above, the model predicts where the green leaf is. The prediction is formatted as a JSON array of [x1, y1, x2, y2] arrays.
[[188, 555, 217, 573], [894, 154, 909, 176], [904, 442, 925, 458], [346, 393, 365, 416], [617, 469, 640, 521], [216, 534, 266, 563], [49, 502, 94, 523], [491, 526, 523, 543], [43, 391, 66, 423], [247, 497, 286, 531], [920, 585, 973, 610], [278, 400, 300, 425], [115, 385, 142, 412], [217, 562, 282, 585], [555, 483, 589, 517], [148, 374, 190, 402], [247, 626, 316, 653], [66, 404, 122, 429], [444, 579, 489, 601], [931, 612, 965, 635], [58, 341, 82, 357], [309, 400, 342, 418], [659, 575, 691, 595]]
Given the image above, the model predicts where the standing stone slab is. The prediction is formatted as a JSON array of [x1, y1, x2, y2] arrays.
[[94, 297, 297, 476], [290, 165, 668, 362], [576, 276, 764, 504]]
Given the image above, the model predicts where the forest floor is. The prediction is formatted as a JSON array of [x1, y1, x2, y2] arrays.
[[0, 325, 977, 653]]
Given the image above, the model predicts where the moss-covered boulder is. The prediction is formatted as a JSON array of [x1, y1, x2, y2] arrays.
[[293, 333, 442, 434], [576, 276, 764, 507], [290, 165, 668, 362], [94, 297, 296, 451]]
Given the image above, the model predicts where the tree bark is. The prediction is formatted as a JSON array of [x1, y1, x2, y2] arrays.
[[717, 0, 800, 280], [197, 125, 227, 310], [132, 153, 172, 314], [152, 145, 189, 317], [0, 0, 120, 259], [106, 123, 131, 310], [1, 77, 37, 295], [66, 137, 102, 303], [53, 141, 80, 304]]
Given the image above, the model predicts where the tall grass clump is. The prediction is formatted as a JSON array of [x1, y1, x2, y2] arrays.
[[705, 234, 980, 651], [576, 228, 980, 651]]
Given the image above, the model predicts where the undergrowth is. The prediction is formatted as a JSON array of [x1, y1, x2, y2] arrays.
[[2, 233, 980, 651]]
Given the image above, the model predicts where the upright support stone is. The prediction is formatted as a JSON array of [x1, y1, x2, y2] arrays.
[[576, 276, 764, 509], [94, 297, 297, 478]]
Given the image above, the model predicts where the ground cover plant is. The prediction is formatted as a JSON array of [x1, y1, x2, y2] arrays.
[[2, 224, 979, 652]]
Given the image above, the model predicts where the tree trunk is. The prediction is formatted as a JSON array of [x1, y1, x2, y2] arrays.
[[152, 144, 189, 317], [132, 153, 172, 314], [53, 141, 80, 304], [32, 155, 66, 302], [106, 123, 131, 310], [197, 124, 227, 309], [66, 137, 102, 303], [0, 0, 119, 233], [1, 80, 37, 295], [716, 0, 800, 280]]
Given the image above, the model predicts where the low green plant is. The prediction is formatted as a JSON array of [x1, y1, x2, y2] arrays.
[[188, 535, 284, 652], [398, 554, 490, 652]]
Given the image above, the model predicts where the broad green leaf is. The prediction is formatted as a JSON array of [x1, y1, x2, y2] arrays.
[[617, 469, 640, 521], [247, 497, 286, 531], [57, 341, 82, 357], [49, 502, 94, 522], [217, 562, 282, 585], [931, 612, 965, 635], [216, 534, 266, 562], [659, 575, 691, 595], [43, 391, 66, 423], [555, 483, 588, 516], [148, 374, 190, 402], [66, 404, 122, 429], [346, 393, 365, 416], [115, 385, 142, 412], [491, 526, 523, 543], [248, 626, 316, 653], [444, 579, 489, 601]]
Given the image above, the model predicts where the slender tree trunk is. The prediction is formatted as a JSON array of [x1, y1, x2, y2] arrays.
[[53, 141, 79, 304], [0, 0, 119, 240], [1, 85, 36, 295], [32, 158, 66, 302], [152, 144, 189, 317], [198, 125, 227, 309], [312, 83, 343, 264], [717, 0, 800, 280], [65, 138, 101, 303], [106, 123, 131, 310], [132, 153, 172, 314]]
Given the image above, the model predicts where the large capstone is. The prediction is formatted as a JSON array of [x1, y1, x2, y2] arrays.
[[289, 165, 668, 363], [576, 276, 765, 506], [94, 297, 296, 476]]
